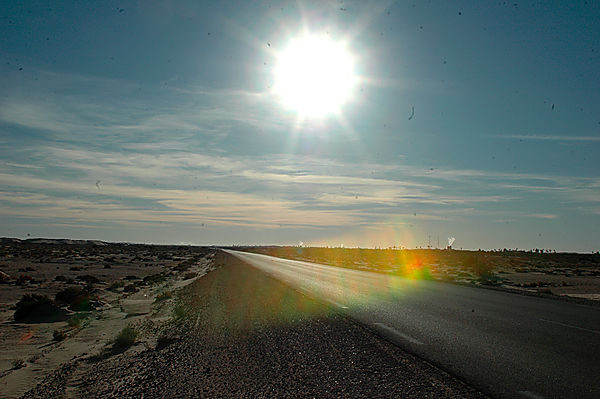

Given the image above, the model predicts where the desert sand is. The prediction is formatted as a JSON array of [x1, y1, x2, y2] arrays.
[[0, 238, 213, 398]]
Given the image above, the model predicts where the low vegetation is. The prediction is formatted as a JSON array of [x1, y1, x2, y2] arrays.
[[155, 290, 173, 302], [155, 335, 178, 350], [67, 312, 88, 328], [463, 254, 495, 280], [11, 358, 26, 369], [123, 284, 139, 293], [14, 294, 65, 322], [113, 326, 137, 351], [183, 272, 197, 280], [77, 274, 101, 284], [53, 329, 66, 341], [143, 273, 166, 285], [172, 304, 187, 320], [108, 280, 125, 291], [55, 287, 96, 311]]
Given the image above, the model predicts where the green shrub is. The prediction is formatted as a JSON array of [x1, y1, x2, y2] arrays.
[[55, 287, 85, 304], [123, 284, 138, 293], [172, 304, 187, 319], [143, 273, 166, 285], [154, 291, 173, 302], [113, 326, 137, 350], [55, 287, 95, 311], [14, 294, 60, 322], [12, 358, 26, 369], [53, 329, 66, 341], [67, 312, 88, 328], [464, 254, 495, 279]]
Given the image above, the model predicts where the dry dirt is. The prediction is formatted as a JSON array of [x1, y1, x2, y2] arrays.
[[0, 239, 213, 398], [17, 251, 485, 398], [1, 240, 487, 398]]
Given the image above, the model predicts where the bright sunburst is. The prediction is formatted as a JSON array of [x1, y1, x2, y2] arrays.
[[273, 34, 356, 118]]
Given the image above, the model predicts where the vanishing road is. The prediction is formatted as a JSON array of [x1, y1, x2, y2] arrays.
[[224, 249, 600, 399]]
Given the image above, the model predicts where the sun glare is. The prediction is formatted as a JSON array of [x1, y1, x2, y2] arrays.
[[273, 34, 356, 118]]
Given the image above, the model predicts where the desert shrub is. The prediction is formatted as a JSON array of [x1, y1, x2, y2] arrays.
[[124, 275, 139, 280], [108, 280, 125, 291], [55, 287, 86, 304], [54, 275, 67, 282], [183, 272, 197, 280], [156, 335, 178, 350], [463, 254, 494, 279], [103, 264, 112, 269], [53, 329, 66, 341], [155, 291, 173, 302], [15, 275, 35, 285], [55, 287, 95, 311], [67, 312, 88, 328], [27, 354, 41, 363], [123, 284, 139, 293], [0, 270, 11, 283], [174, 259, 194, 272], [77, 275, 101, 284], [143, 273, 166, 285], [113, 326, 137, 350], [12, 358, 26, 369], [69, 266, 82, 271], [172, 304, 187, 319], [14, 294, 61, 322]]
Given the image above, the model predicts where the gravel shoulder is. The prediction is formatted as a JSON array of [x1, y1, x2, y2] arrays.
[[22, 251, 486, 398]]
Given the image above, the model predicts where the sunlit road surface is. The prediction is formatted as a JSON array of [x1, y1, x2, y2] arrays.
[[224, 249, 600, 399]]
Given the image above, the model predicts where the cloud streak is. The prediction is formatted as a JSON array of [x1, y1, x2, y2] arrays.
[[492, 134, 600, 142]]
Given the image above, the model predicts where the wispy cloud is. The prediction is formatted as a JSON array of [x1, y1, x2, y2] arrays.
[[492, 134, 600, 142], [526, 213, 559, 219], [2, 68, 600, 246]]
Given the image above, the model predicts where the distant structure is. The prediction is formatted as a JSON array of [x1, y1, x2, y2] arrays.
[[447, 236, 456, 250]]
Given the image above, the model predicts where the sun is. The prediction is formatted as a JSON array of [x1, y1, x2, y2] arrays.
[[273, 34, 356, 118]]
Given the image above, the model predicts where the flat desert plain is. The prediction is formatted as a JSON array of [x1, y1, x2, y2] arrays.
[[239, 246, 600, 302], [2, 239, 599, 398], [0, 238, 215, 398]]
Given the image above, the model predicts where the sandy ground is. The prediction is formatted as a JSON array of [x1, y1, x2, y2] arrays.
[[3, 240, 597, 398], [0, 239, 213, 398], [18, 251, 485, 398]]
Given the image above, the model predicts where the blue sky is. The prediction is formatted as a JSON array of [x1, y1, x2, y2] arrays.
[[1, 1, 599, 251]]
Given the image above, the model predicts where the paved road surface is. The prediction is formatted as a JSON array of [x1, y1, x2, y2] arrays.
[[224, 249, 600, 399]]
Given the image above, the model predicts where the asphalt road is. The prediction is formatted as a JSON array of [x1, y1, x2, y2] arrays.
[[224, 249, 600, 399]]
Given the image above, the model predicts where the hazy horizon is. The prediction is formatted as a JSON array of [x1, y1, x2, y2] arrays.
[[1, 1, 599, 252]]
